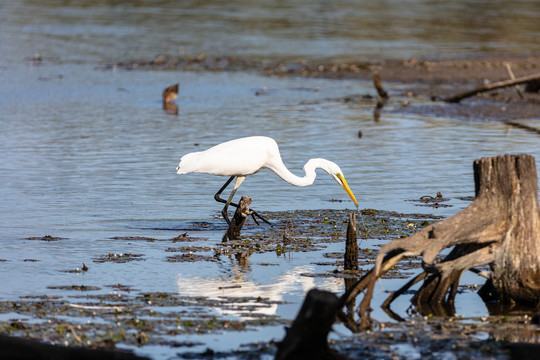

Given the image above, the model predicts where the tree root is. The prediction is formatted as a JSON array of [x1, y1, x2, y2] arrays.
[[342, 154, 540, 330]]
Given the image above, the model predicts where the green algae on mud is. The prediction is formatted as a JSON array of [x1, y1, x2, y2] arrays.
[[0, 291, 287, 351], [3, 208, 536, 359]]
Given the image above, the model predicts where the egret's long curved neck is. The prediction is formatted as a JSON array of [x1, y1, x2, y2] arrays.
[[268, 158, 324, 187]]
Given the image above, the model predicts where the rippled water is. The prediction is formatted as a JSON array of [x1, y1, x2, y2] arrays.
[[1, 1, 539, 358]]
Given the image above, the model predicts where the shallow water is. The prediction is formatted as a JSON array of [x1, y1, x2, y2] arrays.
[[1, 1, 540, 358]]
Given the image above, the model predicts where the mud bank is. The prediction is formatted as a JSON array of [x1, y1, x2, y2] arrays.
[[105, 52, 540, 123], [1, 208, 538, 359]]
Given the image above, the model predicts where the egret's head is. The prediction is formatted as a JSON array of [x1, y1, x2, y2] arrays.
[[323, 161, 358, 207], [176, 153, 193, 174]]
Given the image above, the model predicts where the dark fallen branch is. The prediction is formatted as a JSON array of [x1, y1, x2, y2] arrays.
[[0, 334, 149, 360], [443, 72, 540, 103]]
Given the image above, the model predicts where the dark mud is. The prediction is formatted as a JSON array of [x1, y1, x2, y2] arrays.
[[2, 208, 539, 359], [104, 52, 540, 123]]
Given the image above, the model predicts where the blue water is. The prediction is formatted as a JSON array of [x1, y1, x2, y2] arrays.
[[1, 1, 539, 358]]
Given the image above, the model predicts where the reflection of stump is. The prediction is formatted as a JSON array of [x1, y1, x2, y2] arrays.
[[351, 154, 540, 328], [222, 196, 252, 242], [275, 289, 347, 360]]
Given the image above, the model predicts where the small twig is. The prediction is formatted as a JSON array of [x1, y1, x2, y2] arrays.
[[65, 324, 83, 343], [504, 62, 524, 99]]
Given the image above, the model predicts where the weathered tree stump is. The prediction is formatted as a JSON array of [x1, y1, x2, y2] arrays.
[[275, 289, 348, 360], [344, 212, 358, 271], [222, 196, 252, 242], [348, 154, 540, 329]]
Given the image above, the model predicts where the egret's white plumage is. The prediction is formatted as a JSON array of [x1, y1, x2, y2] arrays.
[[176, 136, 358, 224]]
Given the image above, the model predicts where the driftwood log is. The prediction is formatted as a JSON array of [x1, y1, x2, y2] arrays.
[[342, 154, 540, 329], [443, 72, 540, 103], [222, 195, 252, 242], [0, 334, 149, 360]]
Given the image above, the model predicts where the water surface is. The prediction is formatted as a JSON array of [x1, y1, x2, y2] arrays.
[[1, 1, 539, 358]]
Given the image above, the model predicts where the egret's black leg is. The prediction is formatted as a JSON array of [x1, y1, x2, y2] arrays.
[[213, 176, 272, 226], [214, 176, 240, 208], [213, 176, 236, 225]]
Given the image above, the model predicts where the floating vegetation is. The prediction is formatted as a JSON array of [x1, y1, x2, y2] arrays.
[[110, 236, 157, 242], [407, 192, 452, 208], [93, 253, 145, 264], [60, 263, 89, 273], [105, 284, 137, 293], [166, 254, 217, 263], [171, 233, 209, 243], [47, 285, 101, 291], [23, 235, 66, 242]]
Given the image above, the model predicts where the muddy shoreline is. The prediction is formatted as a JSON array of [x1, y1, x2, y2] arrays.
[[107, 52, 540, 122], [2, 208, 538, 359]]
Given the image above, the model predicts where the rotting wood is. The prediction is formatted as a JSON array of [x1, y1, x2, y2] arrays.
[[0, 334, 149, 360], [443, 72, 540, 103], [344, 212, 358, 271], [348, 154, 540, 330], [222, 195, 252, 242], [275, 289, 349, 360]]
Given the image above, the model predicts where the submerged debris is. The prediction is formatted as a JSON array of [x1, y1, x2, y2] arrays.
[[93, 253, 145, 263], [24, 235, 66, 242]]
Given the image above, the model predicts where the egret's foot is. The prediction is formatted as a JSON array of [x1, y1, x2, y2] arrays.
[[221, 206, 271, 227], [250, 210, 272, 226]]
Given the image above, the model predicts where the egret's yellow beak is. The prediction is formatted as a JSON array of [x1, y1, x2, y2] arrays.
[[337, 173, 358, 207]]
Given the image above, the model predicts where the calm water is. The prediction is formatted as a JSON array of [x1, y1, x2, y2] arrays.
[[1, 1, 539, 358]]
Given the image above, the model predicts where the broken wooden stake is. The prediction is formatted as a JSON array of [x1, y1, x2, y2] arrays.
[[344, 212, 358, 271], [373, 71, 389, 99], [222, 195, 252, 242]]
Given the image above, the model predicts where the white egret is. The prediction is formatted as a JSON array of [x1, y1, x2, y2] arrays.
[[176, 136, 358, 225]]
